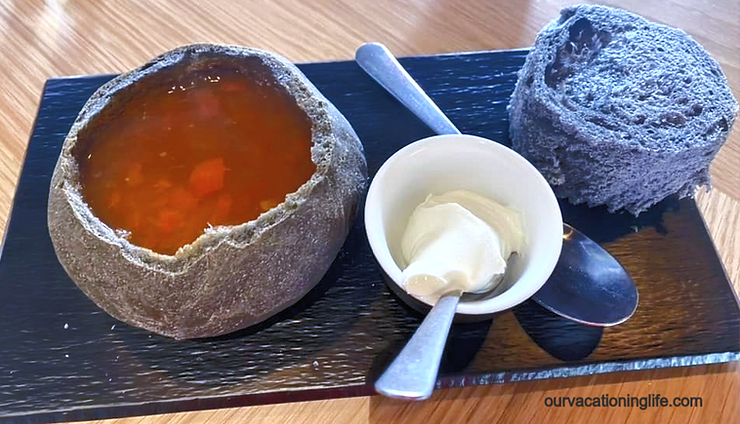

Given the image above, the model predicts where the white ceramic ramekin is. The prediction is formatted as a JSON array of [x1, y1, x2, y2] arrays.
[[364, 134, 563, 315]]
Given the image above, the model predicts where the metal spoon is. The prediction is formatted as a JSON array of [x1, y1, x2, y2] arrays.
[[358, 42, 638, 398], [375, 253, 519, 400], [374, 290, 461, 400]]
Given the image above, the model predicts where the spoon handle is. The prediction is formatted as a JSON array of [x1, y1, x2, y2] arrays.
[[374, 292, 461, 400], [355, 42, 461, 136]]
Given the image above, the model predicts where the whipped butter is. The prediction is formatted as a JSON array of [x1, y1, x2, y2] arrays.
[[400, 190, 525, 303]]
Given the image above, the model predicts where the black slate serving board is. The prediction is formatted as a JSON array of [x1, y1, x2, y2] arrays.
[[1, 49, 739, 423]]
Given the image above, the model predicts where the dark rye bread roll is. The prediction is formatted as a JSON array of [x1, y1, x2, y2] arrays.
[[508, 4, 738, 215]]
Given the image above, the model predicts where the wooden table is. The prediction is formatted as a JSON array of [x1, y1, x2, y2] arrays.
[[0, 0, 738, 423]]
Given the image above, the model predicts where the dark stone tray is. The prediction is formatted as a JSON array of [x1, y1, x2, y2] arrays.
[[1, 49, 738, 423]]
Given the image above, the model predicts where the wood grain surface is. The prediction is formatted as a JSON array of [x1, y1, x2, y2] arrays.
[[0, 0, 737, 423]]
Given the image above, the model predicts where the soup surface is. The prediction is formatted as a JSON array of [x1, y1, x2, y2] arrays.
[[77, 64, 315, 255]]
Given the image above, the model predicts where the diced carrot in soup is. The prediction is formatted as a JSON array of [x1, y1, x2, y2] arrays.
[[189, 158, 226, 198]]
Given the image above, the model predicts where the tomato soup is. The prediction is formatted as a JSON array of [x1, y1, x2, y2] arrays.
[[76, 63, 315, 255]]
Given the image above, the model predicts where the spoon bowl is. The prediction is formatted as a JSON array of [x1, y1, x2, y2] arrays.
[[533, 224, 638, 326]]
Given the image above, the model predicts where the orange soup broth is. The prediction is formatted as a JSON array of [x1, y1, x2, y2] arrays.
[[77, 66, 315, 255]]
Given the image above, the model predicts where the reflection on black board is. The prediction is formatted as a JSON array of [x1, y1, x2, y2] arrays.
[[513, 300, 603, 361], [558, 195, 681, 244], [440, 320, 494, 374]]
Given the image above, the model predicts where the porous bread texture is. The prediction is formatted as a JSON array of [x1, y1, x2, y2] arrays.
[[508, 4, 738, 215], [48, 44, 368, 339]]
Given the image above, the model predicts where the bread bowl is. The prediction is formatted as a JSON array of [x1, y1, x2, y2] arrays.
[[47, 44, 367, 339]]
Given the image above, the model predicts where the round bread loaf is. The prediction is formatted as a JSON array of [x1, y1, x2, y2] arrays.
[[508, 4, 738, 215], [48, 44, 367, 339]]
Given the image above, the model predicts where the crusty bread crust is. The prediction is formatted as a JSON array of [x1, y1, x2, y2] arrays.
[[509, 4, 738, 215], [48, 44, 367, 339]]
